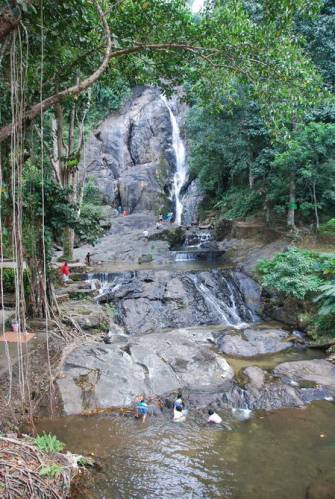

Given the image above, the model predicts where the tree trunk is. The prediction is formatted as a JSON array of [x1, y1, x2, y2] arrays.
[[312, 180, 320, 231], [287, 170, 296, 229], [55, 103, 65, 185], [63, 226, 74, 261], [264, 196, 271, 225], [249, 165, 254, 189]]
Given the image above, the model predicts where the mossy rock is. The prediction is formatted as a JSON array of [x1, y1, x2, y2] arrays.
[[148, 226, 185, 248], [138, 254, 153, 264], [213, 218, 233, 241]]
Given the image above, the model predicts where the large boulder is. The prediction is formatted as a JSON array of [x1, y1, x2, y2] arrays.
[[218, 327, 293, 358], [57, 328, 234, 415], [273, 359, 335, 389], [222, 377, 330, 411]]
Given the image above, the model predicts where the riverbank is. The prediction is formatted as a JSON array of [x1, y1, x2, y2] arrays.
[[0, 432, 88, 498]]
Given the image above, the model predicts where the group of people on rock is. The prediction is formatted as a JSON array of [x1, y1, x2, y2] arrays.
[[134, 391, 223, 425]]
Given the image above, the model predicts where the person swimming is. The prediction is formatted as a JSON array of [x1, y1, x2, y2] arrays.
[[174, 391, 184, 411], [173, 405, 186, 422], [207, 408, 222, 424]]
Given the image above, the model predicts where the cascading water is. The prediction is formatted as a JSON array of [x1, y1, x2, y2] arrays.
[[191, 0, 205, 13], [188, 273, 251, 328], [161, 95, 187, 225]]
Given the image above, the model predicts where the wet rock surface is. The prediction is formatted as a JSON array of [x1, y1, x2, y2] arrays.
[[57, 328, 234, 415], [73, 213, 172, 266], [79, 87, 175, 213], [218, 328, 293, 358], [97, 269, 257, 334], [222, 377, 331, 411], [273, 360, 335, 390]]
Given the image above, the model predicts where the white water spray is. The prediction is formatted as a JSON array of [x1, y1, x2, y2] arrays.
[[161, 95, 187, 225], [191, 0, 205, 14]]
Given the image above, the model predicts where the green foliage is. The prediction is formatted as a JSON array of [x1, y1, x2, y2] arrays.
[[82, 178, 103, 206], [215, 187, 264, 220], [314, 280, 335, 316], [39, 464, 63, 479], [258, 248, 335, 335], [1, 268, 31, 296], [272, 122, 335, 224], [34, 433, 65, 454], [105, 303, 118, 318], [186, 88, 271, 217], [320, 218, 335, 236], [257, 248, 324, 299], [296, 0, 335, 87], [77, 179, 104, 245], [76, 204, 103, 245]]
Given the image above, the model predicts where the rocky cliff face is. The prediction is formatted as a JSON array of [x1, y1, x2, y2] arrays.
[[80, 86, 176, 213], [80, 86, 203, 223]]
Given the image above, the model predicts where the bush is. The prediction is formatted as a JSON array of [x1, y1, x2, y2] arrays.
[[258, 248, 335, 336], [314, 281, 335, 317], [34, 433, 65, 454], [215, 187, 263, 220], [257, 248, 323, 299], [1, 268, 31, 295], [320, 219, 335, 237]]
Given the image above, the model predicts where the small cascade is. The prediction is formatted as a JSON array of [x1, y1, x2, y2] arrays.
[[86, 272, 119, 297], [188, 273, 250, 327], [174, 249, 224, 262], [161, 95, 187, 225], [185, 231, 214, 247]]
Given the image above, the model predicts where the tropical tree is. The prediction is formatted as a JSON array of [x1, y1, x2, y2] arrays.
[[272, 122, 335, 229]]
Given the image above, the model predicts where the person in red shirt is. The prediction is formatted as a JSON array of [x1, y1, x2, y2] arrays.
[[60, 261, 70, 284]]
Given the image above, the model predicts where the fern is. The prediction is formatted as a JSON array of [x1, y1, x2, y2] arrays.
[[34, 433, 65, 454], [39, 464, 63, 479]]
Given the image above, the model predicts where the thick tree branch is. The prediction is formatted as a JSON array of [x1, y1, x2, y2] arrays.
[[1, 0, 234, 149], [0, 0, 112, 143], [0, 8, 20, 42]]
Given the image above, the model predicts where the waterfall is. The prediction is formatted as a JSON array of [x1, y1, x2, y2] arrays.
[[191, 0, 205, 13], [188, 274, 249, 328], [161, 95, 187, 225]]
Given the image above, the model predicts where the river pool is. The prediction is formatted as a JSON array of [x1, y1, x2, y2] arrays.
[[36, 401, 335, 499]]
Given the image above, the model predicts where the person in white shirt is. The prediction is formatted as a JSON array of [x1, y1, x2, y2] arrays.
[[207, 408, 222, 424], [173, 406, 186, 422]]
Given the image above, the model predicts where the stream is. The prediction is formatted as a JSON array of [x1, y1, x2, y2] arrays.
[[37, 400, 335, 499]]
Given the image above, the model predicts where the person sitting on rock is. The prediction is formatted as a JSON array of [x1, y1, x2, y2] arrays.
[[207, 408, 222, 424], [135, 395, 148, 423], [173, 405, 186, 422]]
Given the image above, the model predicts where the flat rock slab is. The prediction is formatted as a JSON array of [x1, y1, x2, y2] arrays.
[[218, 328, 292, 357], [57, 328, 234, 415], [273, 359, 335, 389]]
